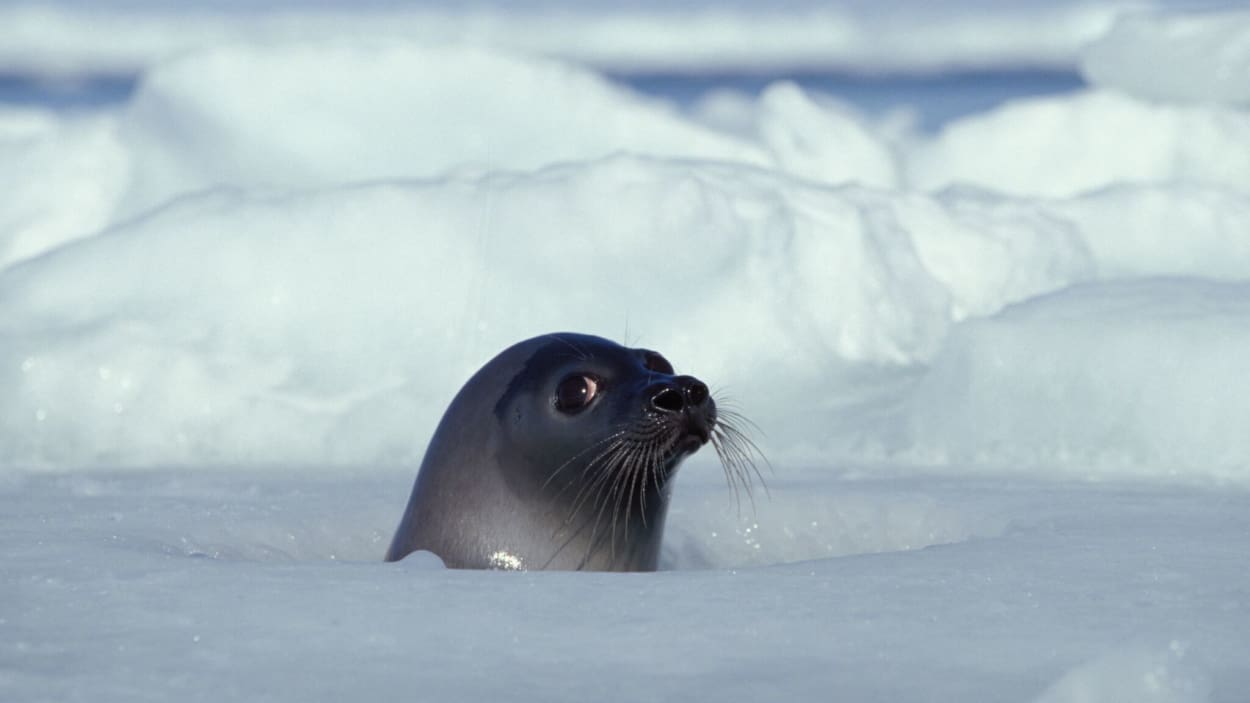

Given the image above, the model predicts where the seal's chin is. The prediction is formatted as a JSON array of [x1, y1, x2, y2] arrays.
[[668, 417, 712, 461], [657, 431, 706, 481], [677, 409, 715, 451], [650, 410, 716, 473], [671, 433, 705, 457]]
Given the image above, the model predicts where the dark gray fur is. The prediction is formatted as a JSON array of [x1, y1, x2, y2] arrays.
[[385, 333, 714, 571]]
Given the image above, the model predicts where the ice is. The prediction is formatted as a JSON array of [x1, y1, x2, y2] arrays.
[[0, 108, 126, 268], [5, 472, 1249, 701], [16, 148, 1245, 472], [6, 41, 1247, 270], [1, 154, 1111, 469], [116, 43, 769, 219], [1054, 185, 1250, 281], [1033, 644, 1212, 703], [4, 6, 1250, 702], [1082, 10, 1250, 106], [0, 0, 1142, 77], [887, 279, 1250, 482], [909, 90, 1250, 198], [755, 81, 900, 189]]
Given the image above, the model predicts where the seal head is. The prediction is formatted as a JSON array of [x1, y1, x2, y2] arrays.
[[385, 333, 717, 571]]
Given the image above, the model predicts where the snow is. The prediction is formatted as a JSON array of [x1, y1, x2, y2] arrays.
[[892, 279, 1250, 480], [0, 0, 1166, 77], [0, 108, 126, 266], [1082, 9, 1250, 106], [908, 91, 1250, 198], [6, 471, 1248, 701], [116, 43, 770, 220], [1, 154, 1110, 468], [3, 4, 1250, 702], [756, 81, 900, 189]]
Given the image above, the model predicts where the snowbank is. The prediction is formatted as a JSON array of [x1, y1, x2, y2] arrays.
[[893, 279, 1250, 482], [755, 82, 899, 189], [5, 43, 919, 263], [1054, 185, 1250, 281], [1033, 643, 1210, 703], [7, 154, 1250, 480], [908, 90, 1250, 198], [0, 156, 1093, 469], [0, 108, 126, 268], [1082, 9, 1250, 106], [8, 39, 1250, 268], [0, 0, 1136, 77], [115, 43, 770, 219], [913, 5, 1250, 197], [3, 38, 1250, 482]]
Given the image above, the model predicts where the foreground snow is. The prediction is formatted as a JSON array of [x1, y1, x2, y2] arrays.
[[4, 468, 1244, 702]]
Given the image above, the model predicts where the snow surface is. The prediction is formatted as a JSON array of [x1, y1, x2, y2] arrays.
[[1082, 9, 1250, 106], [5, 470, 1248, 702], [3, 5, 1250, 702], [909, 91, 1250, 198], [0, 0, 1185, 77]]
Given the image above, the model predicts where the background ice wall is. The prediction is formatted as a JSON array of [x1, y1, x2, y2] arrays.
[[1, 8, 1250, 483], [0, 0, 1171, 77]]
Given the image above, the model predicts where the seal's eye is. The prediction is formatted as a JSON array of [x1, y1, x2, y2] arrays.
[[555, 374, 600, 413], [643, 352, 674, 375]]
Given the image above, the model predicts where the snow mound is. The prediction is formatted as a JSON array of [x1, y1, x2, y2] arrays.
[[117, 42, 768, 219], [3, 43, 926, 264], [909, 91, 1250, 198], [0, 1, 1132, 77], [0, 108, 126, 268], [1082, 10, 1250, 106], [1053, 185, 1250, 281], [3, 36, 1250, 485], [893, 279, 1250, 483], [756, 82, 900, 189], [1034, 643, 1210, 703], [0, 156, 1093, 470]]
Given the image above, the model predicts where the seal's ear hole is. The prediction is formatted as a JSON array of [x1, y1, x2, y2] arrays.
[[643, 352, 674, 375], [554, 374, 600, 414]]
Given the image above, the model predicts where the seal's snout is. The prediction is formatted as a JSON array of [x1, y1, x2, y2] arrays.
[[685, 378, 709, 407], [647, 376, 710, 413], [648, 376, 715, 444]]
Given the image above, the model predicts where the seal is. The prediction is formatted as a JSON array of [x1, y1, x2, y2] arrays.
[[385, 332, 758, 571]]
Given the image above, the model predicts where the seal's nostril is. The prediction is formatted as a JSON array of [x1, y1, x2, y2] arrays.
[[686, 380, 709, 406], [651, 387, 684, 413]]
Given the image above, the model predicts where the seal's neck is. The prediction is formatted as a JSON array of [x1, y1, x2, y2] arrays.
[[531, 460, 678, 572]]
